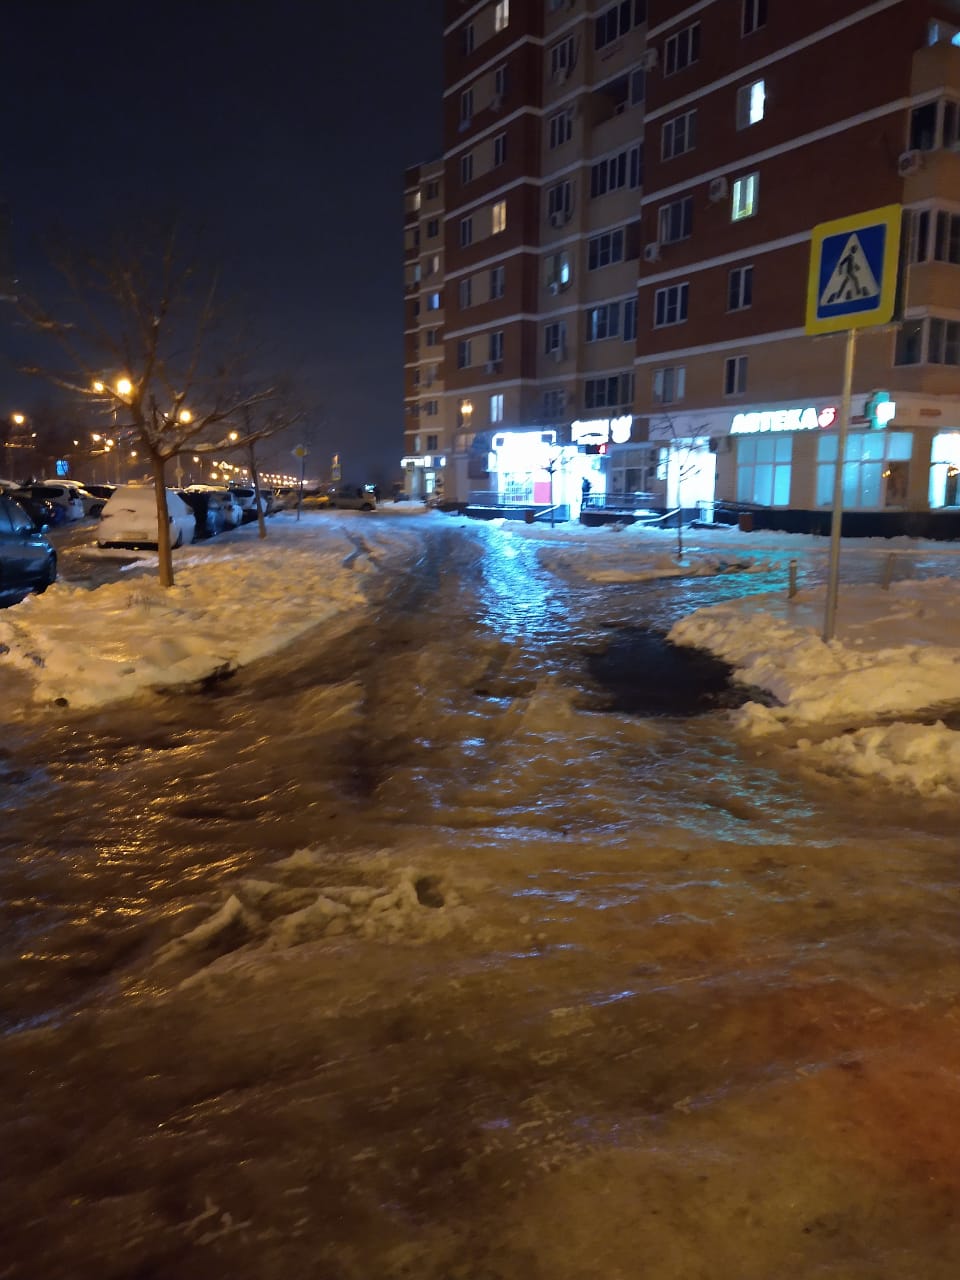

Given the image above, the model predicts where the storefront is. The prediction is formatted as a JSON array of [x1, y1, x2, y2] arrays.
[[401, 453, 445, 500]]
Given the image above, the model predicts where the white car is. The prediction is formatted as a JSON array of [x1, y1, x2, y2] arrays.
[[29, 483, 86, 522], [228, 486, 266, 523], [98, 486, 195, 550], [186, 486, 242, 530]]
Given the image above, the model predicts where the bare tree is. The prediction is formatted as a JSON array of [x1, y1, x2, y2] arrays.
[[17, 226, 297, 587], [649, 414, 712, 562]]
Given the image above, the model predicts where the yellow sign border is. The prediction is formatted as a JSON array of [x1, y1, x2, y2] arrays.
[[805, 204, 902, 336]]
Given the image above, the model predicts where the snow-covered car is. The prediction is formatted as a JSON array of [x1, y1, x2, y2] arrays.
[[97, 486, 194, 550], [0, 493, 57, 598], [185, 486, 242, 530], [28, 483, 85, 522]]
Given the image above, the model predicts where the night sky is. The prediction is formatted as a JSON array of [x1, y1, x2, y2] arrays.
[[0, 0, 443, 483]]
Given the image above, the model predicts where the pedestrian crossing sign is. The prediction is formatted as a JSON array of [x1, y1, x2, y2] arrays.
[[805, 205, 901, 335]]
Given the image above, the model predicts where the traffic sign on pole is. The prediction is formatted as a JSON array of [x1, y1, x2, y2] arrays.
[[805, 204, 901, 336]]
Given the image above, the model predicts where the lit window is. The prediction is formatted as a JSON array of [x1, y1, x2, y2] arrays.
[[490, 393, 504, 423], [653, 366, 685, 404], [731, 173, 759, 221], [427, 292, 441, 311], [736, 79, 765, 129], [412, 190, 421, 212], [492, 200, 507, 234], [495, 1, 509, 32]]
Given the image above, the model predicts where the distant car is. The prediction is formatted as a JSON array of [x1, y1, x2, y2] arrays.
[[76, 482, 116, 502], [97, 486, 194, 550], [273, 486, 300, 509], [328, 486, 377, 511], [178, 489, 220, 541], [73, 487, 107, 518], [186, 486, 243, 530], [0, 493, 57, 599], [27, 483, 85, 522], [228, 486, 267, 523]]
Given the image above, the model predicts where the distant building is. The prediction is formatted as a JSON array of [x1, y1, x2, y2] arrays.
[[404, 0, 960, 530]]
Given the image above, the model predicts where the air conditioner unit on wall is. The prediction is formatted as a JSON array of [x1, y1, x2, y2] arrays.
[[708, 176, 728, 203], [643, 241, 661, 263], [898, 150, 923, 177], [640, 48, 658, 71]]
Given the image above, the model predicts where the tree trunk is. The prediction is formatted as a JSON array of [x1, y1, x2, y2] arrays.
[[151, 454, 175, 588], [249, 444, 267, 540]]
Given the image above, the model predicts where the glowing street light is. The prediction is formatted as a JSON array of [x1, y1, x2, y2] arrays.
[[116, 377, 133, 398], [92, 381, 105, 394], [228, 430, 239, 442], [11, 412, 25, 425], [178, 409, 192, 424]]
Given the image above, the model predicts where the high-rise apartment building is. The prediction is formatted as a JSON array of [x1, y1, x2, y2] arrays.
[[404, 1, 960, 530]]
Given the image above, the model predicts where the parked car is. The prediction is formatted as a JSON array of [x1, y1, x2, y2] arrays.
[[97, 486, 195, 550], [185, 486, 242, 530], [8, 490, 66, 529], [78, 483, 117, 502], [228, 485, 266, 523], [177, 489, 219, 541], [27, 483, 85, 522], [328, 486, 377, 511], [73, 487, 107, 518], [0, 493, 57, 598]]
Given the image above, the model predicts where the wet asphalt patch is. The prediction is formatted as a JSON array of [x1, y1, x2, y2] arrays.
[[585, 626, 773, 718]]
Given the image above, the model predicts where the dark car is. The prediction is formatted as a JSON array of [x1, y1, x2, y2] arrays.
[[0, 493, 57, 601], [80, 483, 117, 501], [9, 490, 67, 529], [178, 489, 220, 541]]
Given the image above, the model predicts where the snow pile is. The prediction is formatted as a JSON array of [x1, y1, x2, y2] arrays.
[[0, 514, 409, 710], [155, 849, 466, 984], [669, 578, 960, 798]]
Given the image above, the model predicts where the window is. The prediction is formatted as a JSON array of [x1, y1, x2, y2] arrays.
[[654, 282, 689, 327], [731, 172, 759, 220], [546, 251, 571, 289], [585, 373, 634, 410], [548, 0, 567, 10], [491, 200, 507, 235], [630, 67, 646, 106], [816, 432, 912, 509], [590, 145, 642, 197], [653, 366, 685, 403], [928, 317, 960, 364], [664, 22, 699, 75], [586, 302, 621, 342], [412, 369, 421, 388], [544, 321, 567, 355], [424, 402, 439, 417], [462, 22, 475, 55], [426, 180, 439, 200], [909, 99, 960, 151], [407, 403, 420, 417], [546, 181, 573, 224], [490, 265, 505, 299], [658, 197, 693, 244], [736, 79, 765, 128], [894, 319, 924, 365], [412, 190, 422, 212], [426, 218, 439, 238], [662, 110, 697, 159], [460, 89, 473, 127], [737, 435, 792, 507], [427, 292, 441, 311], [457, 339, 472, 369], [909, 209, 960, 265], [495, 0, 510, 33], [426, 327, 440, 346], [543, 388, 566, 418], [549, 109, 573, 149], [426, 253, 440, 278], [425, 434, 439, 452], [459, 278, 472, 309], [723, 355, 748, 395], [550, 36, 575, 80], [461, 152, 474, 184], [728, 265, 753, 310], [623, 297, 637, 342], [490, 393, 504, 423], [493, 132, 507, 166], [460, 216, 473, 248], [742, 0, 766, 36], [489, 331, 504, 364], [494, 63, 508, 99], [595, 0, 646, 50], [587, 228, 625, 269]]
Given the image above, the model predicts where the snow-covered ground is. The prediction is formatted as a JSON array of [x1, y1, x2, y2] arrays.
[[3, 508, 960, 796]]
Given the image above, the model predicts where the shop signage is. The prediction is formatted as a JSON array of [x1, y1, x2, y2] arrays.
[[730, 405, 837, 435], [571, 415, 633, 445]]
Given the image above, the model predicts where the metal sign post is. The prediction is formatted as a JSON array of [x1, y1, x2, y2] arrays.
[[805, 204, 901, 641], [292, 444, 308, 521]]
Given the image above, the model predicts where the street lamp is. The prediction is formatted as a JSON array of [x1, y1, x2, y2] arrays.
[[11, 412, 24, 426]]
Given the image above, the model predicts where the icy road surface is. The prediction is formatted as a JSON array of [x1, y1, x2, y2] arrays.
[[1, 515, 959, 1279]]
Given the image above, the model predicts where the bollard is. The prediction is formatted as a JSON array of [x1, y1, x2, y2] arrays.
[[881, 553, 896, 591], [788, 559, 798, 599]]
